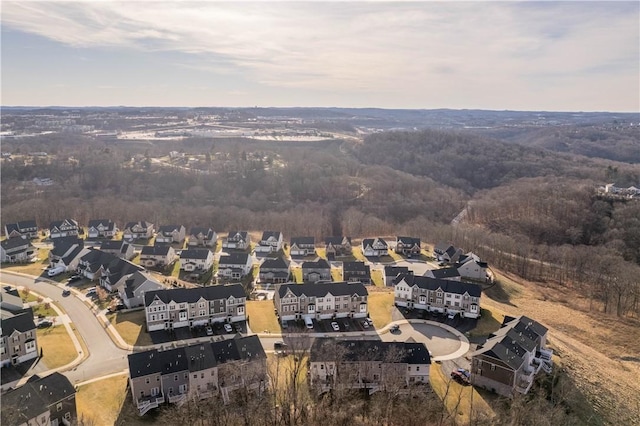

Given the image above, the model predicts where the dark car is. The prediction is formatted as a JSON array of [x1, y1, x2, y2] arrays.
[[451, 370, 470, 385], [37, 319, 53, 328], [62, 289, 71, 297], [390, 324, 400, 333]]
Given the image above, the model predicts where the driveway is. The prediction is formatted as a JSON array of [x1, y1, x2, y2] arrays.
[[379, 322, 462, 357]]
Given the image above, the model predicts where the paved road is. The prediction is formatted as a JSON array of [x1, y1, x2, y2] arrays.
[[1, 272, 130, 384]]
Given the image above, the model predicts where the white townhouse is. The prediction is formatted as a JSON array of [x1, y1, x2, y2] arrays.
[[144, 284, 247, 331], [394, 274, 481, 318], [274, 281, 369, 323], [361, 238, 389, 257], [87, 219, 118, 239], [180, 248, 214, 272], [254, 231, 283, 254], [217, 253, 252, 280]]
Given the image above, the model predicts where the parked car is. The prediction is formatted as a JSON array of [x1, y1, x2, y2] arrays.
[[224, 323, 233, 333], [274, 341, 287, 355], [85, 287, 97, 296], [37, 319, 53, 328], [447, 313, 456, 320], [390, 324, 400, 333], [62, 289, 71, 297], [67, 274, 82, 283], [362, 320, 369, 328], [451, 370, 470, 385], [47, 266, 65, 277], [331, 321, 340, 331], [206, 326, 213, 336]]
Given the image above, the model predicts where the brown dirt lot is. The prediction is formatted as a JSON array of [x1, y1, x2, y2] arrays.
[[484, 271, 640, 425]]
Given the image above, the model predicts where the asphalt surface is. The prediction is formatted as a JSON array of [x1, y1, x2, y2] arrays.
[[1, 272, 130, 384]]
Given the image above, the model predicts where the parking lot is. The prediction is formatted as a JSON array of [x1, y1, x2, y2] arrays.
[[149, 320, 247, 344], [280, 316, 374, 334]]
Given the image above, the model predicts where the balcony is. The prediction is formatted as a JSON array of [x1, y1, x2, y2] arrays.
[[168, 392, 186, 404], [137, 394, 164, 416]]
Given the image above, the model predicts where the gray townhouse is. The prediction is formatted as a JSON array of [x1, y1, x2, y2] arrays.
[[1, 289, 38, 368], [144, 284, 246, 332], [394, 274, 481, 318], [342, 261, 371, 284], [258, 256, 290, 284], [128, 335, 266, 415], [310, 339, 431, 394], [274, 281, 369, 323]]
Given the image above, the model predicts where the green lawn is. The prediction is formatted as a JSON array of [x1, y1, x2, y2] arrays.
[[469, 307, 505, 338], [1, 247, 50, 276], [76, 374, 129, 426], [37, 325, 77, 369], [247, 300, 281, 333], [168, 260, 181, 278], [367, 290, 394, 328], [32, 303, 57, 318], [108, 310, 153, 346]]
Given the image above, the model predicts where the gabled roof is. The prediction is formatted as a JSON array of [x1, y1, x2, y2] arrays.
[[396, 274, 481, 297], [277, 281, 368, 298], [80, 248, 119, 272], [87, 219, 116, 230], [226, 231, 248, 241], [1, 308, 36, 337], [428, 268, 460, 280], [61, 245, 86, 266], [1, 373, 75, 425], [434, 241, 454, 254], [49, 219, 78, 231], [310, 339, 431, 365], [5, 220, 37, 233], [301, 258, 331, 269], [362, 237, 388, 249], [219, 252, 250, 266], [1, 237, 31, 251], [189, 227, 214, 238], [140, 244, 172, 256], [260, 231, 282, 241], [343, 261, 370, 273], [144, 284, 246, 306], [124, 221, 153, 230], [180, 248, 212, 260], [158, 225, 184, 234], [99, 239, 126, 251], [397, 236, 420, 246], [102, 258, 143, 285], [260, 256, 290, 269], [184, 343, 218, 372], [502, 315, 548, 340], [473, 334, 527, 371], [325, 236, 351, 245], [123, 271, 163, 299], [290, 236, 315, 246]]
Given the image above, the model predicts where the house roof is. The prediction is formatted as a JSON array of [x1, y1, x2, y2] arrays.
[[277, 281, 368, 298], [397, 274, 482, 297], [141, 244, 172, 256], [103, 258, 142, 284], [189, 227, 214, 238], [301, 258, 331, 269], [226, 231, 248, 241], [128, 335, 264, 379], [61, 245, 86, 266], [124, 221, 153, 230], [49, 219, 78, 231], [397, 236, 420, 246], [290, 236, 315, 246], [218, 252, 250, 266], [428, 268, 461, 280], [87, 219, 116, 230], [50, 237, 83, 258], [5, 220, 37, 233], [434, 242, 454, 254], [260, 256, 290, 269], [324, 236, 351, 245], [473, 334, 528, 371], [158, 225, 184, 234], [180, 248, 212, 260], [99, 239, 125, 251], [1, 308, 36, 337], [362, 238, 388, 249], [144, 284, 246, 306], [123, 271, 163, 299], [310, 339, 431, 365], [80, 249, 119, 272], [1, 288, 25, 312], [502, 315, 548, 339], [260, 231, 282, 241], [343, 261, 370, 273], [384, 265, 410, 276], [1, 373, 75, 425], [1, 237, 31, 251]]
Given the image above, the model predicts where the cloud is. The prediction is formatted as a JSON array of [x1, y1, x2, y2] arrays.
[[2, 1, 638, 110]]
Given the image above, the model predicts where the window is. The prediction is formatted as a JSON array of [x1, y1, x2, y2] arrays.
[[201, 373, 204, 379], [455, 294, 461, 299], [175, 375, 178, 381], [344, 304, 348, 308], [199, 310, 206, 316], [491, 364, 496, 371], [193, 374, 197, 379], [320, 365, 324, 370], [318, 298, 323, 302], [199, 302, 205, 308], [57, 402, 62, 411], [146, 378, 150, 384], [416, 366, 420, 371], [238, 306, 245, 315], [64, 412, 71, 420]]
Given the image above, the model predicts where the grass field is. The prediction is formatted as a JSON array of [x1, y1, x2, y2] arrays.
[[292, 267, 302, 283], [32, 303, 57, 318], [371, 269, 384, 287], [367, 289, 394, 328], [330, 268, 343, 281], [247, 300, 281, 333], [351, 247, 366, 261], [469, 306, 505, 338], [37, 325, 77, 369], [108, 310, 153, 346], [430, 363, 495, 424], [76, 374, 129, 426]]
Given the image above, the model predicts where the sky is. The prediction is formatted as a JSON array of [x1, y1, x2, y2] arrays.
[[1, 1, 639, 111]]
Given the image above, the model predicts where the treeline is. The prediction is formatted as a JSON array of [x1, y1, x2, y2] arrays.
[[352, 129, 638, 194]]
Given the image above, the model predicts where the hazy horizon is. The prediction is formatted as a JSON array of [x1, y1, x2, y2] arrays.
[[2, 1, 639, 112]]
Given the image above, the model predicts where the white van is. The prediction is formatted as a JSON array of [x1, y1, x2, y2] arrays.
[[304, 317, 314, 329], [47, 266, 65, 277]]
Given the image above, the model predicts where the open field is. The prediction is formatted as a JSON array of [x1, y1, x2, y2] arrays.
[[37, 325, 77, 369], [370, 269, 384, 287], [77, 374, 129, 426], [108, 310, 153, 346], [367, 288, 394, 328], [247, 300, 281, 333]]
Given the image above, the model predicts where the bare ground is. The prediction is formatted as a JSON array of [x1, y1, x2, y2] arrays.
[[484, 271, 640, 425]]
